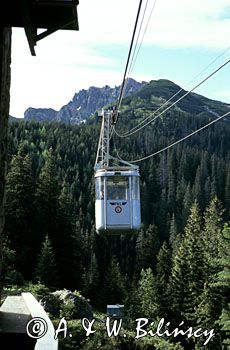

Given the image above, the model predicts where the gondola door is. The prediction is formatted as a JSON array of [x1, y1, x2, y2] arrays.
[[106, 176, 131, 228]]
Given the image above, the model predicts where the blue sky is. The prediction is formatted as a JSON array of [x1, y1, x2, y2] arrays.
[[10, 0, 230, 118]]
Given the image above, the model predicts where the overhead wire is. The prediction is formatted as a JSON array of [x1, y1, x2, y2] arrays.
[[114, 57, 230, 138], [110, 0, 148, 140], [126, 0, 157, 79], [115, 46, 230, 137], [108, 2, 230, 165], [115, 0, 150, 110], [110, 0, 157, 140], [128, 111, 230, 163], [115, 0, 144, 118], [117, 0, 158, 114]]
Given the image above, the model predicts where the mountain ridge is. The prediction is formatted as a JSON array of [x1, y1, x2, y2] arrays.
[[22, 78, 147, 124], [11, 78, 230, 124]]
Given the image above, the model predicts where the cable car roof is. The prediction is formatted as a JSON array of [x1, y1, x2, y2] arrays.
[[95, 168, 140, 177], [2, 0, 79, 55]]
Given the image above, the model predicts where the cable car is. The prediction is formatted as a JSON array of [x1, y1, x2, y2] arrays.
[[95, 166, 141, 234], [94, 109, 141, 234]]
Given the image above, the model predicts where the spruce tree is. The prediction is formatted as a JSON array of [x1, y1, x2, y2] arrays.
[[35, 147, 60, 245], [194, 197, 224, 347], [135, 224, 160, 277], [169, 213, 181, 256], [175, 177, 187, 232], [81, 253, 99, 306], [195, 223, 230, 350], [183, 202, 206, 321], [203, 196, 224, 266], [35, 234, 57, 289], [5, 146, 35, 279], [100, 256, 126, 307], [224, 166, 230, 220], [182, 183, 193, 228], [169, 240, 190, 323], [214, 224, 230, 348], [136, 268, 157, 319], [56, 183, 75, 288], [155, 241, 171, 318], [170, 202, 206, 325], [70, 220, 85, 290]]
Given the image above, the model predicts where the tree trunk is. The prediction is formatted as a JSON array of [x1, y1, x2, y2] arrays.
[[0, 26, 11, 300]]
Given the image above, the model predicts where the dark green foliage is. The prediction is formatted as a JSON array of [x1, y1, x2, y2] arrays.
[[194, 223, 230, 350], [155, 242, 171, 318], [1, 239, 25, 286], [28, 282, 51, 300], [81, 252, 99, 305], [99, 256, 126, 308], [35, 147, 60, 238], [5, 145, 36, 279], [135, 224, 160, 277], [35, 234, 57, 288], [135, 268, 157, 319], [213, 224, 230, 347], [170, 202, 206, 328], [5, 89, 230, 349], [203, 196, 224, 264], [56, 318, 185, 350]]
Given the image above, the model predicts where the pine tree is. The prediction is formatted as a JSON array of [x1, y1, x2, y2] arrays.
[[192, 166, 205, 212], [169, 213, 181, 256], [182, 183, 193, 228], [136, 268, 157, 319], [169, 240, 190, 323], [81, 253, 99, 306], [100, 257, 126, 308], [195, 223, 230, 350], [166, 149, 177, 216], [203, 196, 224, 266], [204, 176, 211, 209], [170, 202, 206, 325], [214, 224, 230, 348], [35, 147, 60, 244], [155, 241, 171, 318], [224, 166, 230, 220], [135, 224, 160, 277], [55, 183, 75, 288], [70, 220, 86, 290], [175, 177, 187, 232], [5, 146, 35, 279], [218, 307, 230, 349], [183, 202, 206, 321], [35, 234, 57, 289], [193, 197, 224, 347]]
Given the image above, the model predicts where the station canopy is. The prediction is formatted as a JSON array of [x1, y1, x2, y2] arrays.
[[1, 0, 79, 55]]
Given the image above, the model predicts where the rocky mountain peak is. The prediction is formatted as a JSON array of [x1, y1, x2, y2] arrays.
[[23, 78, 147, 124]]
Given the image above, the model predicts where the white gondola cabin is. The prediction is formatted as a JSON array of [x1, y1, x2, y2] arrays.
[[95, 167, 141, 234], [94, 109, 141, 234]]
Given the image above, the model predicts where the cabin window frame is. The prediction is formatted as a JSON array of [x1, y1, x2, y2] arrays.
[[95, 176, 104, 199], [107, 176, 129, 200]]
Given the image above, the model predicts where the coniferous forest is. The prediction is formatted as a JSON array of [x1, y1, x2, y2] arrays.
[[2, 84, 230, 349]]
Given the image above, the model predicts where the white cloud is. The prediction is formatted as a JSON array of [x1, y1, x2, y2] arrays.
[[10, 0, 230, 117], [10, 52, 151, 118], [146, 0, 230, 49], [22, 0, 228, 49], [74, 0, 230, 49]]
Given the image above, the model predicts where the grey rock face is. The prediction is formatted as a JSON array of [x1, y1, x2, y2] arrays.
[[23, 78, 147, 124]]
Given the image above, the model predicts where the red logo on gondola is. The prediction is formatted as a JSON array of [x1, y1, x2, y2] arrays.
[[115, 206, 122, 214]]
